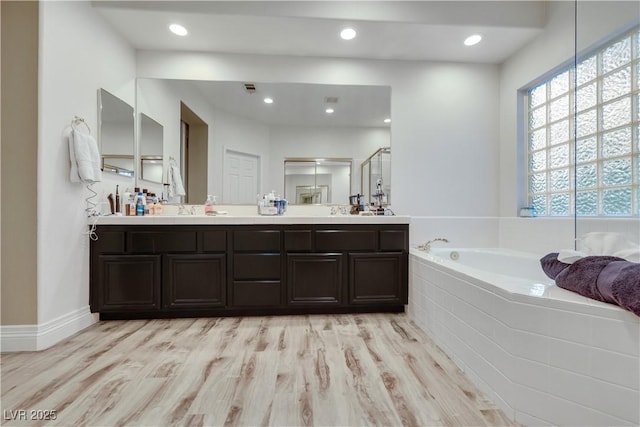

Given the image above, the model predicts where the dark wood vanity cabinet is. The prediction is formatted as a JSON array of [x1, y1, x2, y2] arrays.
[[90, 223, 408, 319]]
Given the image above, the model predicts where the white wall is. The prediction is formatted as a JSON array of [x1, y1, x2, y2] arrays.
[[137, 51, 501, 217], [498, 1, 640, 250], [37, 1, 136, 337]]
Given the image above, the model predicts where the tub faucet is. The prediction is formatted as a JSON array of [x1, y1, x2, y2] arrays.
[[418, 238, 449, 252]]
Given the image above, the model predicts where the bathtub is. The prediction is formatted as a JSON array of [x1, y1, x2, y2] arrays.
[[409, 247, 640, 427]]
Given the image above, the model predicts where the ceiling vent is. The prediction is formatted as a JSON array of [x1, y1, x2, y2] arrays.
[[324, 96, 339, 104], [243, 83, 256, 93]]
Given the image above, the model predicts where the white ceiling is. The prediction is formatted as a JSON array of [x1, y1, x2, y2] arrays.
[[93, 1, 546, 63], [93, 1, 548, 127]]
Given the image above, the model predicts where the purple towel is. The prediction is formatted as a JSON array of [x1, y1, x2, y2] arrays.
[[555, 256, 624, 303], [607, 261, 640, 316], [540, 254, 640, 316]]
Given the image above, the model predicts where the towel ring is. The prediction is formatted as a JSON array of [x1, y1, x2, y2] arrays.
[[72, 116, 91, 134]]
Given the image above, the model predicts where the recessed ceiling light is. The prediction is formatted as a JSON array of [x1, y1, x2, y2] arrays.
[[340, 28, 357, 40], [264, 97, 274, 104], [384, 118, 391, 124], [169, 24, 188, 36], [325, 108, 335, 114], [464, 34, 482, 46]]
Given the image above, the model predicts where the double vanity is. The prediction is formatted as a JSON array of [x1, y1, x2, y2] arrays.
[[90, 214, 409, 319]]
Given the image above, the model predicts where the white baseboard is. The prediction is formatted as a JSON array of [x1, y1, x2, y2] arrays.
[[1, 306, 98, 352]]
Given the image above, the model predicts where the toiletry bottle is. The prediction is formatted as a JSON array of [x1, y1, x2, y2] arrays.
[[107, 193, 115, 215], [115, 185, 120, 213], [136, 192, 145, 216], [142, 189, 150, 215], [152, 193, 159, 215], [148, 196, 155, 216], [123, 192, 130, 215], [204, 195, 216, 216], [129, 195, 136, 216], [154, 196, 164, 216]]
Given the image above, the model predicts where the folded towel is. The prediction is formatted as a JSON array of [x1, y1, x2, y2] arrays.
[[541, 253, 640, 316], [168, 159, 185, 197], [579, 232, 638, 259], [557, 249, 587, 264], [69, 129, 102, 183], [612, 247, 640, 263], [557, 232, 640, 264]]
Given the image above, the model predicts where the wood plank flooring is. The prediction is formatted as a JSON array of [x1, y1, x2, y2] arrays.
[[1, 314, 516, 426]]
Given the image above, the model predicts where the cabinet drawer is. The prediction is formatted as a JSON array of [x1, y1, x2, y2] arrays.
[[284, 230, 312, 251], [234, 254, 281, 279], [380, 229, 408, 251], [232, 281, 281, 307], [315, 230, 377, 251], [234, 230, 280, 252], [203, 230, 227, 252], [129, 231, 197, 253]]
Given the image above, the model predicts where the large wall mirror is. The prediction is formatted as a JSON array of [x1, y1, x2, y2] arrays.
[[135, 79, 391, 205], [98, 88, 134, 177], [139, 113, 163, 183]]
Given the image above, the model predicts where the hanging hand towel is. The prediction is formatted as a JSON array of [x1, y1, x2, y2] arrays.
[[168, 159, 186, 197], [69, 129, 102, 183]]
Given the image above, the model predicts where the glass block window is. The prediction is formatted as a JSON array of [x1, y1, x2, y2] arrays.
[[526, 28, 639, 216]]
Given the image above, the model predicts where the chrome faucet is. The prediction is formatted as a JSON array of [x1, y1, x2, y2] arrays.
[[418, 237, 449, 252]]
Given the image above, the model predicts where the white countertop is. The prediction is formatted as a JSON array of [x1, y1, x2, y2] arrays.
[[91, 214, 411, 225]]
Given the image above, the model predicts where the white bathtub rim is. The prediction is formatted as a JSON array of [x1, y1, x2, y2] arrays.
[[410, 248, 639, 322]]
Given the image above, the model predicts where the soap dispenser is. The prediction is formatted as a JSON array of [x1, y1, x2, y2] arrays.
[[204, 195, 217, 216]]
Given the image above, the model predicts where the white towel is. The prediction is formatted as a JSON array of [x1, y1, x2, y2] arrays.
[[578, 232, 638, 257], [168, 159, 185, 197], [69, 129, 102, 183], [558, 232, 640, 263], [557, 249, 587, 264]]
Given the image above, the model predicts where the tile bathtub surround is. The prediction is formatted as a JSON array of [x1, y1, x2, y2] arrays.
[[409, 253, 640, 426], [499, 217, 640, 255], [409, 216, 500, 249]]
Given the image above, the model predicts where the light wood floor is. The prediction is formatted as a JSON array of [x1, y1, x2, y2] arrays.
[[1, 314, 515, 426]]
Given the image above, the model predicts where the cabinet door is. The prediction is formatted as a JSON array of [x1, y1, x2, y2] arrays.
[[98, 255, 161, 311], [163, 254, 226, 309], [287, 254, 342, 305], [349, 253, 403, 305]]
